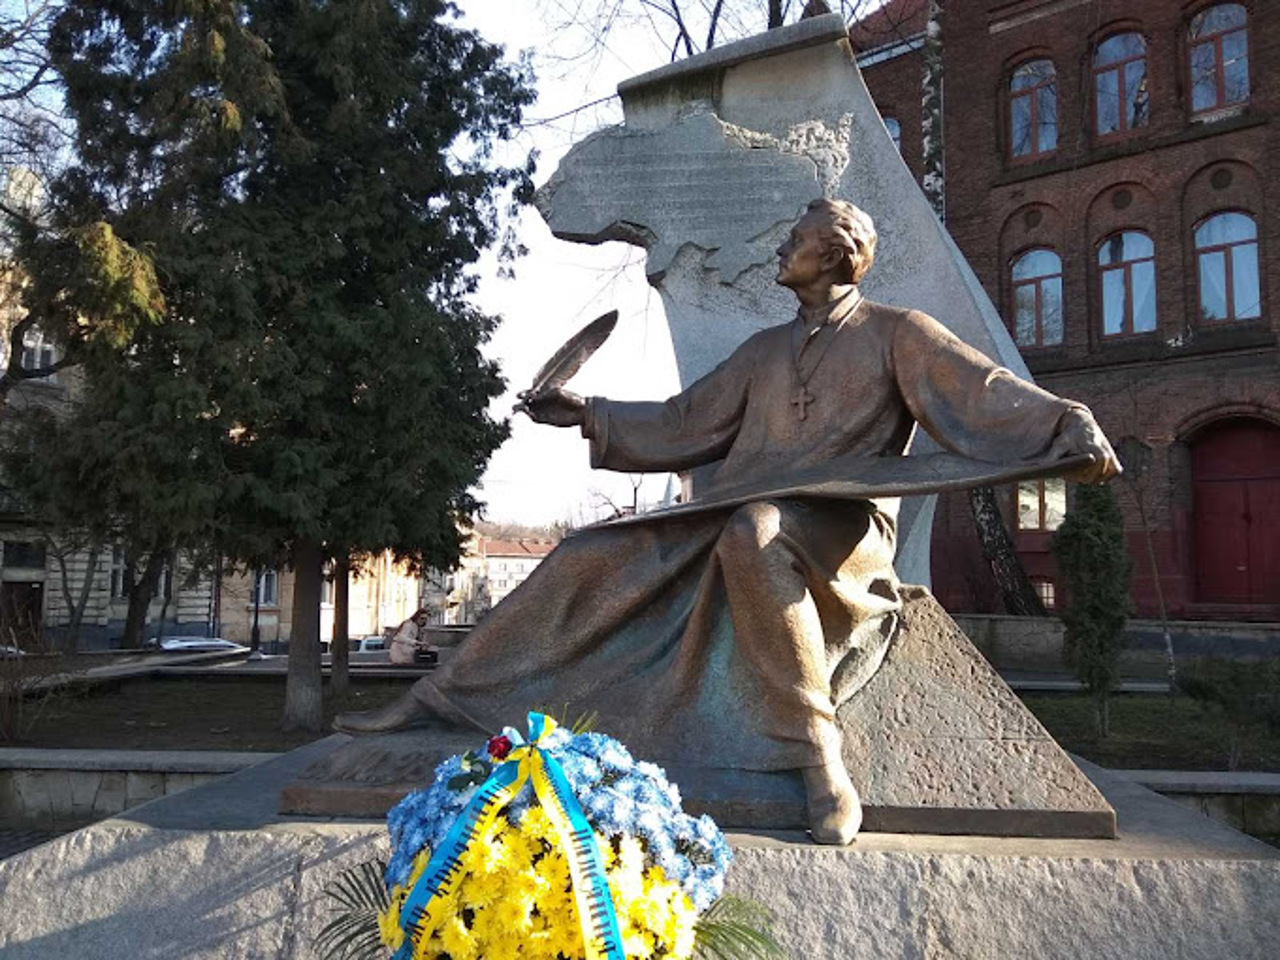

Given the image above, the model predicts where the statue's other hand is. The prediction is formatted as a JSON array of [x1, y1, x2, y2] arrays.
[[515, 387, 587, 427], [1045, 408, 1122, 484]]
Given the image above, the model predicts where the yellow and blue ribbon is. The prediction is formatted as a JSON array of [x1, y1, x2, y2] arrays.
[[393, 712, 625, 960]]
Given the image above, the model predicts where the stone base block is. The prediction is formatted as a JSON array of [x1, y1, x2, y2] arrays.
[[0, 747, 1276, 959]]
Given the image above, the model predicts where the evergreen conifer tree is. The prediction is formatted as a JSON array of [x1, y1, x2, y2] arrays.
[[1051, 483, 1131, 737], [14, 0, 534, 728]]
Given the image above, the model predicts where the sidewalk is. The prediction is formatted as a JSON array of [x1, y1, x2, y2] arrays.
[[999, 670, 1171, 694]]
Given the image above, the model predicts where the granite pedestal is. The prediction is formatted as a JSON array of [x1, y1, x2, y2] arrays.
[[1, 738, 1275, 959]]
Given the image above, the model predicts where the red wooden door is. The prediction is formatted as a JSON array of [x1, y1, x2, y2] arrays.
[[1192, 419, 1280, 604], [1248, 479, 1280, 602], [1195, 482, 1249, 602]]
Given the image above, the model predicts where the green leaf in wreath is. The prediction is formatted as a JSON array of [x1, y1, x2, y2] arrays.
[[314, 858, 390, 960], [693, 894, 789, 959]]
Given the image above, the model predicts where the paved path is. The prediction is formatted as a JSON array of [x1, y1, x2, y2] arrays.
[[0, 829, 65, 862], [1000, 671, 1172, 694]]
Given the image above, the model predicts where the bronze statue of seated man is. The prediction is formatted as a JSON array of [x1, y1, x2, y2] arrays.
[[336, 198, 1119, 845]]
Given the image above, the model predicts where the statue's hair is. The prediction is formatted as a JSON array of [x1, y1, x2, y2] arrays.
[[804, 198, 877, 284]]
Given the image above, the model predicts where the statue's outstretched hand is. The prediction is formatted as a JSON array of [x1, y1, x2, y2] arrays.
[[1045, 408, 1122, 484], [515, 387, 587, 427]]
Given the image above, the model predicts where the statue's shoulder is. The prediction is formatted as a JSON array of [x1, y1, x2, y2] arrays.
[[731, 321, 791, 356], [863, 301, 952, 343], [862, 299, 932, 324]]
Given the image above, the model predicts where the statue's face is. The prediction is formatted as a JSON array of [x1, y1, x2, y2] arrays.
[[775, 213, 836, 289]]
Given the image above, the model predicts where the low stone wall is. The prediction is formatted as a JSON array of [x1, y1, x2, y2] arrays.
[[1120, 771, 1280, 841], [0, 750, 277, 830], [956, 614, 1280, 678], [3, 744, 1278, 960]]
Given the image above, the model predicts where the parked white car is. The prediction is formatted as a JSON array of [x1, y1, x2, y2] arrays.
[[351, 635, 386, 653], [154, 636, 249, 653], [321, 636, 387, 654]]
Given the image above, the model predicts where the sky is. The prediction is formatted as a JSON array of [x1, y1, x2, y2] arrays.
[[450, 1, 692, 527]]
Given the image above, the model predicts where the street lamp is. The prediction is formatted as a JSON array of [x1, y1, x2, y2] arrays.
[[249, 568, 264, 661]]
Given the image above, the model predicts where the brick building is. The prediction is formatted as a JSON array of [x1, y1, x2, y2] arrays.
[[855, 0, 1280, 620]]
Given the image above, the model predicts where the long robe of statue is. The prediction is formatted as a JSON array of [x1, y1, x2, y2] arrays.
[[406, 295, 1080, 772]]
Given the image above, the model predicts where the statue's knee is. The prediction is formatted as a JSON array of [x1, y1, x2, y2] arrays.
[[718, 501, 783, 558]]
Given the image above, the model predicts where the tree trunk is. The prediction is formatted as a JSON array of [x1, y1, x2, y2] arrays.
[[921, 0, 946, 219], [329, 554, 350, 701], [121, 549, 164, 649], [49, 538, 97, 653], [68, 545, 101, 651], [283, 537, 324, 732], [1128, 482, 1176, 689], [969, 486, 1047, 616], [767, 0, 783, 29]]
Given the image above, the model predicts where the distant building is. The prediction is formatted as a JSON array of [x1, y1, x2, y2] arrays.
[[854, 0, 1280, 620], [217, 552, 422, 648], [421, 535, 555, 625]]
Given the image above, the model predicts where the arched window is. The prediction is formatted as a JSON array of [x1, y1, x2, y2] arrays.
[[1009, 59, 1057, 159], [1098, 231, 1157, 336], [1189, 4, 1249, 113], [883, 116, 902, 153], [1195, 212, 1261, 322], [1094, 33, 1148, 136], [1010, 248, 1064, 348]]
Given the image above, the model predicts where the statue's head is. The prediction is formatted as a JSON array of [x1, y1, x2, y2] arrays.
[[776, 198, 878, 290]]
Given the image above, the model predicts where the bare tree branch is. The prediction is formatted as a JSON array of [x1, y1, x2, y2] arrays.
[[706, 0, 726, 48]]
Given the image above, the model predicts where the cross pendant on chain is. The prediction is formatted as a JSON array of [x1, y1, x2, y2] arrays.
[[791, 384, 815, 421]]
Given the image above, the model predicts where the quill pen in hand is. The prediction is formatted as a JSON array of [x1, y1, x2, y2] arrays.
[[516, 310, 618, 410]]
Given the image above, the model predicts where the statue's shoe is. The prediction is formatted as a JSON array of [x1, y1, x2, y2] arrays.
[[802, 761, 863, 845], [333, 693, 432, 734]]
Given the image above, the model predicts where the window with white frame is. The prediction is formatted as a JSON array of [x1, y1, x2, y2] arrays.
[[1017, 478, 1067, 532], [256, 569, 279, 606], [19, 330, 58, 381], [110, 546, 129, 599], [1031, 578, 1057, 610]]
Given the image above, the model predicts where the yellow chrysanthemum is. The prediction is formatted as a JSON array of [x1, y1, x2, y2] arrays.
[[488, 889, 535, 934], [607, 862, 644, 904], [383, 806, 705, 960], [437, 915, 478, 960], [519, 805, 556, 842], [620, 917, 656, 957], [542, 913, 585, 959], [378, 896, 405, 952], [459, 866, 506, 911], [628, 886, 671, 934]]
